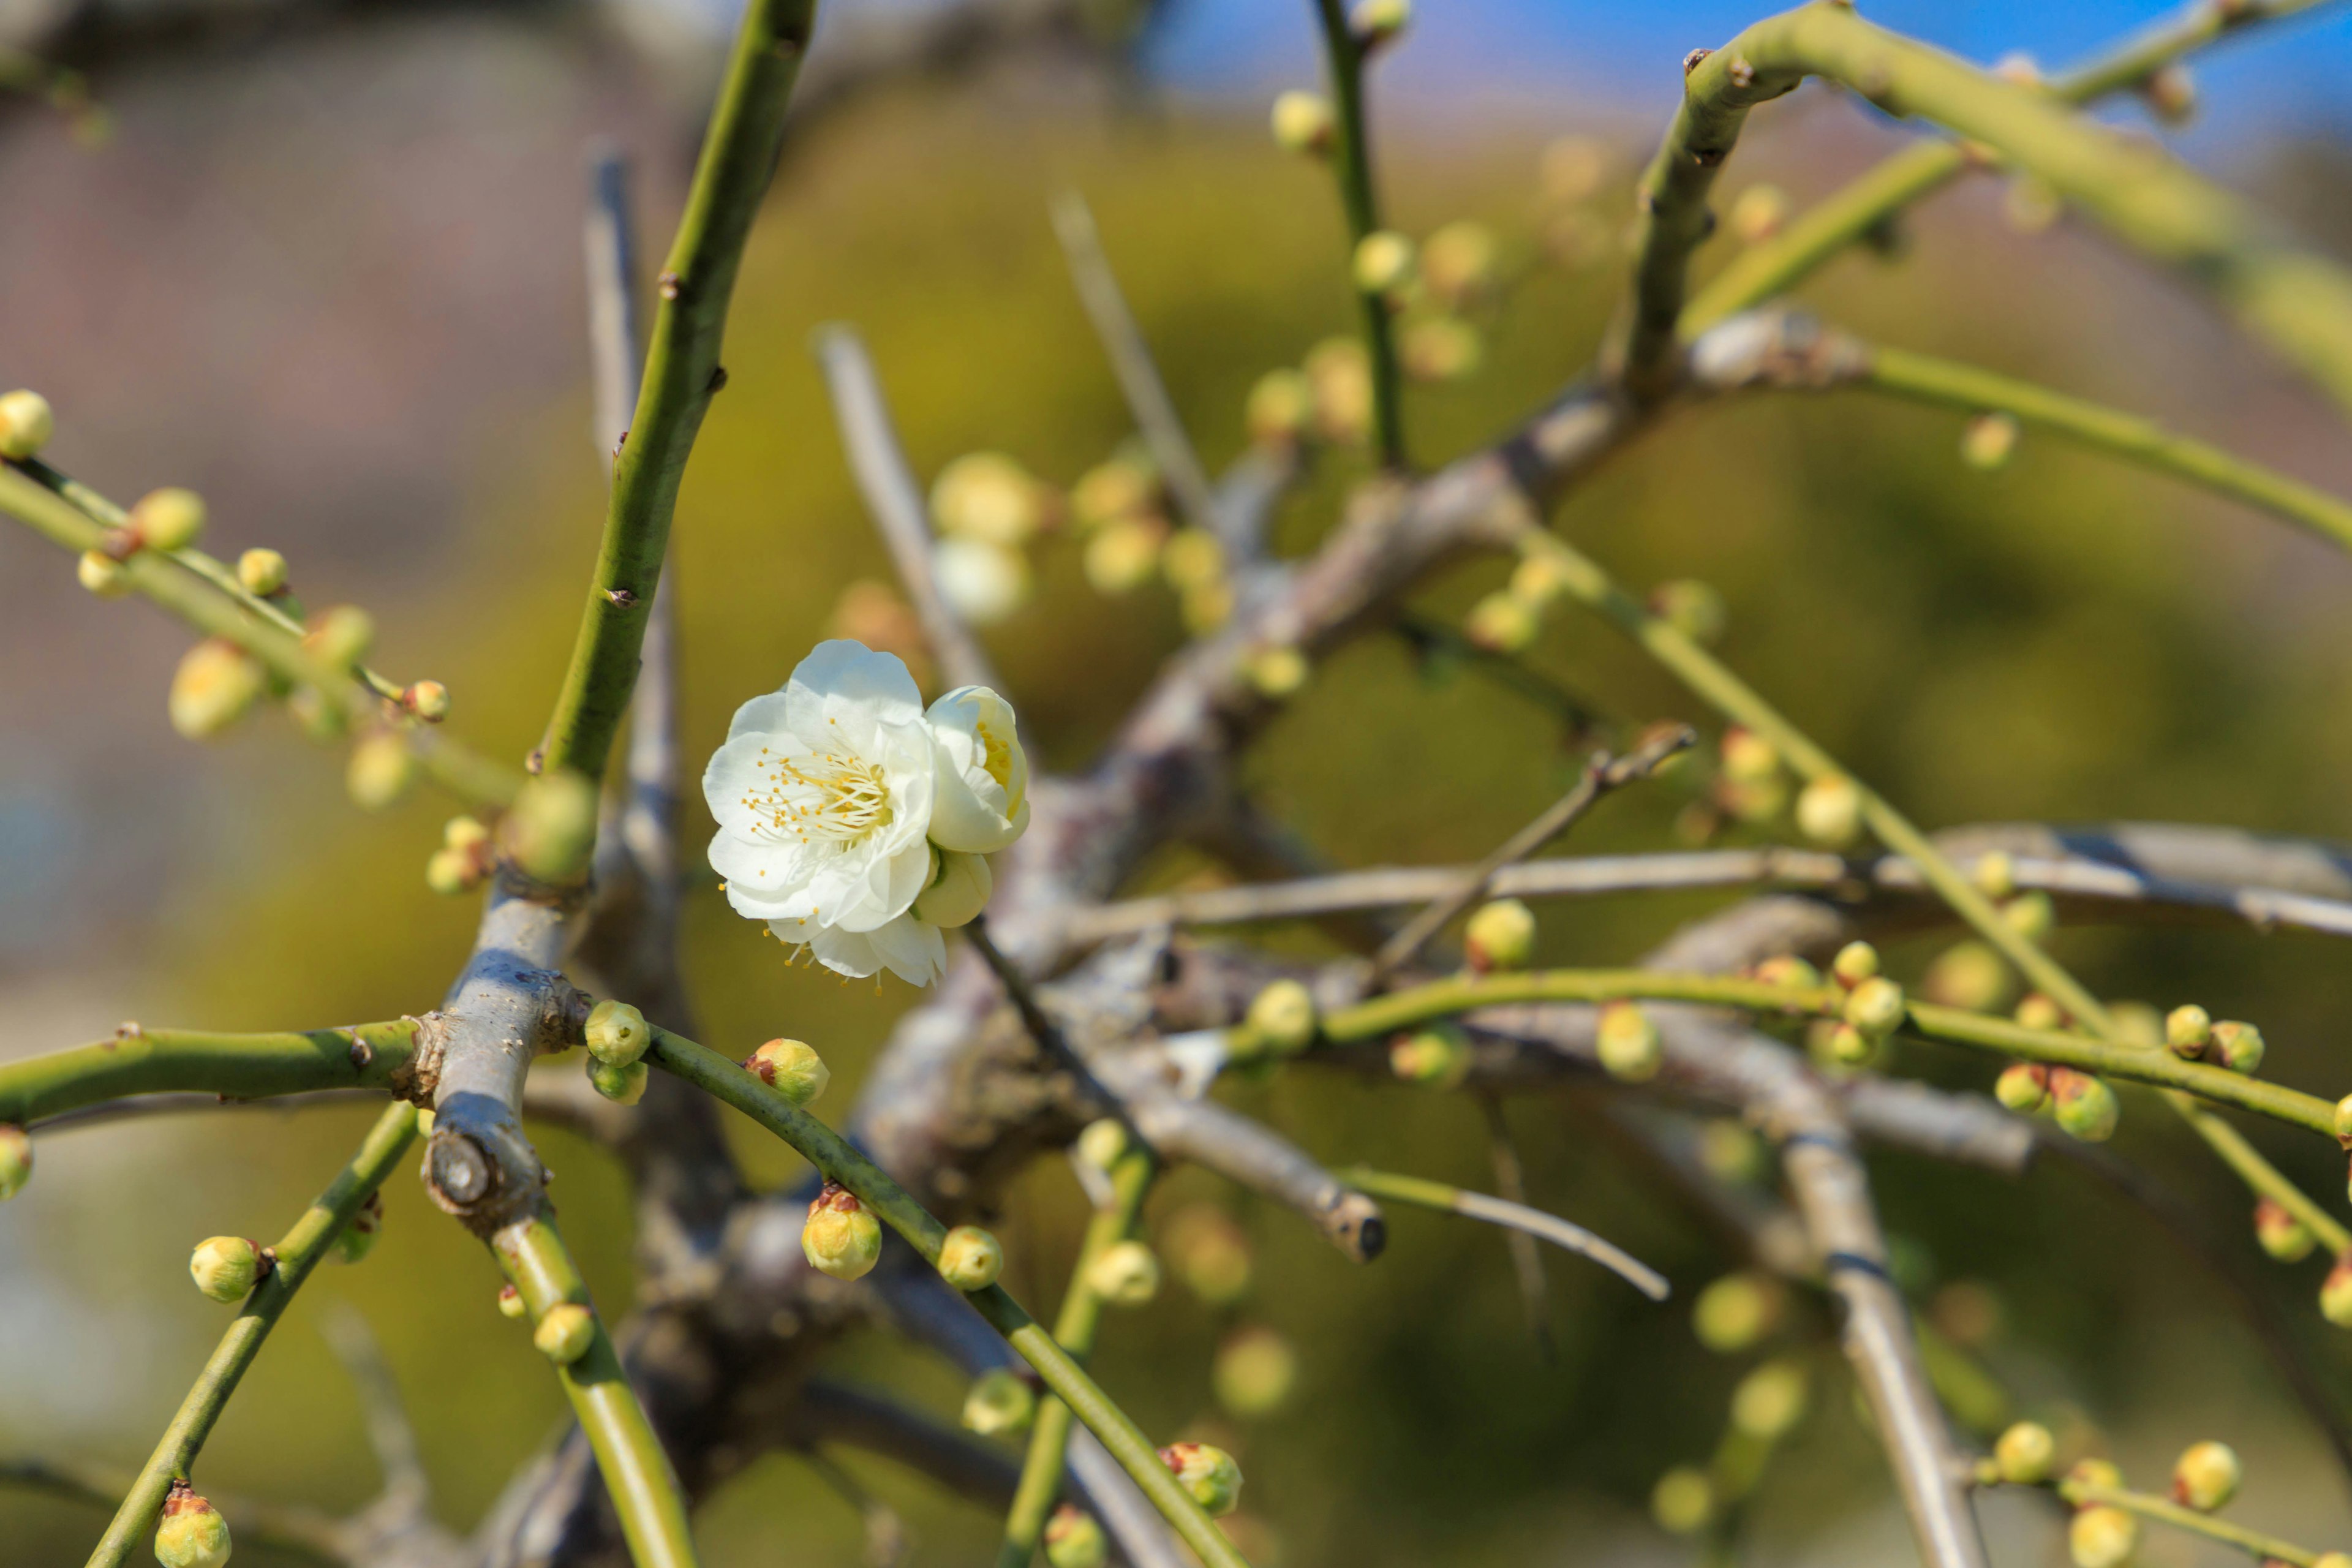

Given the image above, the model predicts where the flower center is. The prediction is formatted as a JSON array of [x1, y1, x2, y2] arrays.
[[750, 747, 894, 846], [979, 720, 1014, 795]]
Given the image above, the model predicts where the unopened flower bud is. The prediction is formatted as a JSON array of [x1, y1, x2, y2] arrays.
[[1596, 1000, 1663, 1082], [1648, 578, 1728, 644], [402, 679, 450, 723], [2002, 891, 2055, 943], [2049, 1069, 2119, 1142], [508, 769, 599, 883], [425, 848, 474, 897], [1088, 1239, 1161, 1306], [1164, 1204, 1253, 1304], [154, 1486, 231, 1568], [963, 1366, 1036, 1434], [1305, 337, 1372, 445], [497, 1283, 527, 1319], [305, 605, 375, 668], [933, 537, 1031, 627], [1419, 220, 1496, 308], [1072, 456, 1156, 528], [1245, 369, 1314, 447], [2165, 1004, 2211, 1058], [1509, 551, 1572, 609], [1843, 976, 1905, 1038], [932, 452, 1045, 547], [1044, 1504, 1107, 1568], [1697, 1118, 1766, 1184], [1076, 1117, 1128, 1172], [1753, 954, 1822, 991], [1351, 0, 1409, 48], [0, 1125, 29, 1199], [2014, 993, 2065, 1033], [237, 547, 288, 596], [744, 1038, 828, 1106], [804, 1180, 883, 1281], [1994, 1062, 2052, 1114], [584, 998, 649, 1068], [2209, 1020, 2264, 1075], [1692, 1271, 1783, 1354], [2337, 1094, 2352, 1150], [1464, 589, 1537, 654], [130, 488, 205, 552], [1242, 978, 1318, 1058], [1961, 412, 2021, 471], [2170, 1439, 2239, 1512], [1728, 182, 1790, 244], [1161, 529, 1225, 595], [1721, 726, 1781, 784], [0, 389, 55, 458], [1158, 1441, 1242, 1517], [1923, 940, 2013, 1012], [938, 1225, 1004, 1291], [332, 1189, 382, 1264], [1180, 577, 1235, 636], [2323, 1255, 2352, 1327], [2255, 1196, 2315, 1262], [170, 638, 266, 740], [1795, 774, 1864, 848], [1830, 941, 1879, 989], [1464, 897, 1536, 973], [1973, 850, 2018, 900], [190, 1236, 265, 1302], [1730, 1359, 1809, 1443], [1082, 516, 1165, 595], [78, 549, 130, 597], [2315, 1555, 2352, 1568], [2139, 61, 2196, 125], [345, 729, 417, 812], [1994, 1420, 2056, 1484], [588, 1058, 647, 1105], [1214, 1324, 1298, 1417], [1351, 230, 1415, 296], [1270, 90, 1335, 155], [1246, 644, 1309, 699], [2069, 1504, 2138, 1568], [1651, 1466, 1715, 1534], [2068, 1457, 2122, 1490], [1821, 1020, 1878, 1068], [534, 1301, 595, 1363], [1389, 1023, 1471, 1088], [1400, 315, 1483, 382]]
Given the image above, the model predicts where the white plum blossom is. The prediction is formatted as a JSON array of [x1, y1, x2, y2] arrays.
[[703, 640, 1031, 986]]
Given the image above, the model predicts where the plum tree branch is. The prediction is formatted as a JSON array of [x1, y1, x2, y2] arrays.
[[1334, 1165, 1668, 1299], [1309, 0, 1404, 468]]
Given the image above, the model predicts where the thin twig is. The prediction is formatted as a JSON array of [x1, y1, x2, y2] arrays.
[[1308, 0, 1404, 466], [1334, 1164, 1668, 1300]]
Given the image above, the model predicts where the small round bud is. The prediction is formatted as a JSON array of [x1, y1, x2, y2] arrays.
[[2336, 1094, 2352, 1149], [1830, 941, 1880, 989], [237, 547, 288, 596], [1245, 369, 1314, 447], [803, 1180, 883, 1281], [1994, 1420, 2056, 1484], [1648, 578, 1728, 645], [1419, 221, 1496, 309], [331, 1190, 382, 1265], [2069, 1457, 2122, 1490], [2322, 1256, 2352, 1327], [1071, 456, 1156, 529], [962, 1366, 1035, 1435], [1464, 589, 1537, 654], [2049, 1069, 2119, 1142], [1242, 979, 1318, 1058], [345, 730, 418, 812], [1158, 1442, 1242, 1517], [535, 1302, 595, 1364], [78, 549, 130, 597], [1389, 1024, 1471, 1088], [1843, 976, 1906, 1038], [744, 1038, 828, 1106], [2255, 1196, 2315, 1263], [0, 389, 55, 458], [2139, 61, 2196, 125], [1821, 1020, 1879, 1068], [497, 1283, 527, 1319], [1973, 850, 2018, 900], [170, 638, 266, 740], [1728, 182, 1790, 244], [1651, 1466, 1715, 1534], [2170, 1439, 2239, 1512], [1246, 645, 1309, 699], [2209, 1020, 2264, 1076], [1596, 1000, 1663, 1083], [938, 1225, 1005, 1292], [190, 1236, 265, 1303], [2165, 1004, 2211, 1058], [402, 679, 450, 723], [1043, 1504, 1107, 1568], [425, 848, 474, 897], [305, 605, 375, 668], [1692, 1271, 1784, 1354], [1270, 90, 1335, 155], [1164, 1204, 1253, 1305], [1399, 315, 1483, 382], [584, 998, 650, 1068], [1464, 898, 1536, 974], [130, 488, 206, 552], [1796, 774, 1864, 848], [2002, 891, 2055, 943], [933, 537, 1031, 627], [1351, 230, 1416, 296], [2014, 993, 2065, 1033], [0, 1125, 29, 1199], [1923, 940, 2013, 1012], [1697, 1118, 1766, 1185], [444, 815, 490, 854], [508, 769, 599, 883], [588, 1058, 647, 1105], [1720, 726, 1780, 784], [1076, 1117, 1128, 1172], [1088, 1240, 1162, 1306], [1351, 0, 1409, 47], [1082, 516, 1165, 595], [1730, 1358, 1809, 1441], [1752, 954, 1822, 991], [931, 452, 1045, 548], [2068, 1504, 2138, 1568], [1994, 1063, 2052, 1114], [2315, 1556, 2352, 1568], [1161, 529, 1225, 595], [1213, 1325, 1298, 1418], [1509, 552, 1572, 610], [154, 1487, 231, 1568], [1305, 337, 1371, 445], [1961, 412, 2020, 472]]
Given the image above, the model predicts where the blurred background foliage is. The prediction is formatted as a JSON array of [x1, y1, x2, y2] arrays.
[[10, 2, 2352, 1564]]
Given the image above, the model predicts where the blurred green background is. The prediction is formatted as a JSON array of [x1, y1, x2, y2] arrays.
[[10, 6, 2352, 1565]]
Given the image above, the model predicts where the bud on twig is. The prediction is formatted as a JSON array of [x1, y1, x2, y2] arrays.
[[1842, 976, 1905, 1038], [1961, 412, 2021, 470], [130, 488, 206, 552], [2049, 1069, 2120, 1142], [332, 1189, 383, 1264], [77, 549, 129, 597], [154, 1483, 230, 1568], [2138, 62, 2196, 125], [534, 1302, 595, 1364], [1464, 898, 1536, 974], [1995, 1062, 2052, 1114], [2165, 1004, 2211, 1058], [2209, 1020, 2264, 1076], [1648, 578, 1727, 645], [189, 1236, 266, 1303], [2170, 1439, 2240, 1512], [1245, 369, 1314, 448], [744, 1038, 829, 1106], [2015, 993, 2065, 1033], [1088, 1240, 1162, 1306], [0, 1125, 30, 1200], [1730, 1359, 1809, 1441], [304, 605, 375, 669], [937, 1225, 1004, 1292], [1692, 1271, 1783, 1354], [1044, 1504, 1107, 1568], [508, 769, 599, 882], [804, 1180, 883, 1281], [1158, 1442, 1242, 1517], [1270, 91, 1335, 156], [2068, 1504, 2138, 1568], [1830, 941, 1879, 989], [402, 680, 450, 723], [1351, 231, 1416, 298], [2255, 1196, 2315, 1263], [1239, 979, 1318, 1060], [1795, 774, 1864, 848], [584, 999, 650, 1069], [1420, 221, 1497, 309], [1994, 1420, 2056, 1484], [1350, 0, 1409, 50], [237, 547, 288, 597], [1651, 1466, 1715, 1534], [2322, 1255, 2352, 1328], [346, 729, 418, 812], [1464, 590, 1537, 654], [962, 1367, 1035, 1435], [1389, 1023, 1472, 1088], [2002, 891, 2055, 943], [1075, 1117, 1128, 1173], [1596, 1000, 1664, 1082], [1213, 1325, 1298, 1418], [589, 1058, 647, 1105], [1923, 940, 2013, 1012], [497, 1283, 527, 1319], [1400, 315, 1483, 383], [1752, 954, 1820, 990], [0, 389, 55, 459], [170, 639, 266, 741]]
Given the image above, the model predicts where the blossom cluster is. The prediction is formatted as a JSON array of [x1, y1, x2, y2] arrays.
[[703, 640, 1028, 986]]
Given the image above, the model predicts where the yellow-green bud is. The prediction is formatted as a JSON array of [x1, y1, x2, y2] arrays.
[[2169, 1439, 2239, 1512], [1082, 516, 1165, 595], [1161, 529, 1224, 595], [237, 547, 288, 596], [2139, 61, 2196, 124], [930, 451, 1045, 547], [2068, 1457, 2122, 1490], [1728, 181, 1790, 244], [1720, 726, 1780, 783], [2255, 1196, 2315, 1263], [1464, 589, 1537, 654], [403, 679, 450, 723], [1795, 774, 1864, 848], [1830, 941, 1880, 989], [2315, 1555, 2352, 1568], [2209, 1020, 2264, 1076], [1089, 1240, 1162, 1306], [2165, 1004, 2211, 1058], [2014, 993, 2065, 1032], [1246, 644, 1309, 699], [1213, 1325, 1298, 1418], [1651, 1466, 1715, 1535], [305, 604, 375, 668], [1647, 578, 1727, 645], [1075, 1117, 1128, 1172], [78, 549, 130, 597], [0, 1125, 30, 1199], [1464, 898, 1536, 974], [1305, 337, 1372, 445], [1509, 551, 1571, 610], [1843, 976, 1906, 1038], [345, 730, 417, 812], [1388, 1024, 1471, 1088], [1270, 90, 1334, 155], [2337, 1093, 2352, 1149], [1071, 456, 1156, 528], [589, 1058, 647, 1106], [2323, 1256, 2352, 1327], [1400, 315, 1483, 382], [1351, 230, 1416, 296], [2002, 890, 2056, 943], [535, 1302, 596, 1364], [1730, 1359, 1809, 1441], [497, 1283, 527, 1319], [1822, 1020, 1878, 1068], [962, 1366, 1036, 1435], [1158, 1442, 1242, 1517], [0, 389, 55, 458], [938, 1225, 1004, 1291], [1994, 1063, 2051, 1114], [584, 998, 649, 1068], [804, 1181, 883, 1281], [2049, 1069, 2119, 1142], [744, 1038, 827, 1106], [1692, 1271, 1783, 1354], [331, 1190, 382, 1265], [1243, 979, 1317, 1058], [508, 769, 599, 883], [1043, 1504, 1107, 1568], [1961, 411, 2021, 471], [1994, 1420, 2056, 1484], [1752, 954, 1821, 991], [2068, 1504, 2137, 1568], [1973, 849, 2018, 900], [1245, 369, 1314, 447], [425, 848, 473, 897], [170, 638, 266, 740], [1419, 220, 1496, 308], [1697, 1118, 1766, 1185], [154, 1487, 231, 1568], [1164, 1204, 1252, 1305], [1596, 1000, 1663, 1082], [190, 1236, 265, 1303], [1350, 0, 1409, 48], [1922, 940, 2013, 1012], [130, 488, 205, 552]]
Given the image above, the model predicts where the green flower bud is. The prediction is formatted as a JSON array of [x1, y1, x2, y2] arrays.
[[2255, 1197, 2315, 1263], [2165, 1004, 2211, 1058], [1730, 1358, 1809, 1441], [1463, 589, 1537, 654], [2014, 993, 2065, 1032], [1922, 940, 2013, 1012], [1419, 220, 1496, 309], [1043, 1504, 1107, 1568], [2316, 1556, 2352, 1568], [1994, 1063, 2052, 1114], [2139, 61, 2196, 124], [1082, 516, 1165, 595], [1243, 979, 1318, 1058], [744, 1038, 828, 1106], [1088, 1240, 1161, 1306], [2068, 1504, 2137, 1568], [1752, 954, 1822, 991], [2049, 1069, 2119, 1142], [1388, 1023, 1471, 1088], [2068, 1457, 2122, 1490], [1246, 645, 1309, 699], [402, 680, 450, 723], [237, 547, 288, 596], [584, 998, 650, 1068], [1830, 941, 1880, 989], [1164, 1204, 1253, 1305], [930, 452, 1045, 548], [1720, 726, 1780, 785], [0, 388, 55, 458], [1648, 578, 1728, 645], [1994, 1420, 2056, 1484], [589, 1058, 647, 1106], [497, 1283, 527, 1319], [1305, 337, 1371, 445], [937, 1225, 1004, 1292], [345, 730, 417, 812], [331, 1189, 382, 1265], [1972, 849, 2017, 900], [1795, 774, 1864, 848], [962, 1366, 1035, 1435], [425, 848, 474, 897], [508, 769, 599, 883], [534, 1302, 595, 1364], [170, 639, 266, 740], [1158, 1441, 1242, 1517], [1244, 369, 1314, 448], [1213, 1325, 1298, 1418], [130, 488, 206, 552], [2323, 1256, 2352, 1327], [1509, 552, 1572, 609], [154, 1487, 230, 1568], [2209, 1020, 2264, 1076], [1822, 1020, 1879, 1068], [1351, 230, 1415, 296], [1692, 1271, 1783, 1354], [1270, 90, 1335, 156], [1400, 315, 1483, 382], [1728, 181, 1790, 244], [1075, 1117, 1128, 1172], [1961, 412, 2021, 471], [0, 1125, 30, 1199], [2337, 1094, 2352, 1150], [2002, 891, 2055, 943], [189, 1236, 266, 1303], [78, 549, 130, 598], [804, 1181, 883, 1281], [1178, 577, 1234, 636], [1697, 1118, 1766, 1185], [1350, 0, 1409, 47], [1596, 1000, 1663, 1082], [1464, 898, 1536, 974], [1071, 455, 1158, 528], [1843, 976, 1906, 1038], [304, 604, 375, 669], [2169, 1439, 2239, 1512], [1650, 1466, 1715, 1535]]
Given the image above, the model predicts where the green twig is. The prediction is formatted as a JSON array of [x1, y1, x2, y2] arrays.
[[0, 1021, 421, 1127], [1974, 1470, 2331, 1567], [1309, 0, 1406, 469], [85, 1103, 419, 1568], [0, 1459, 345, 1565]]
